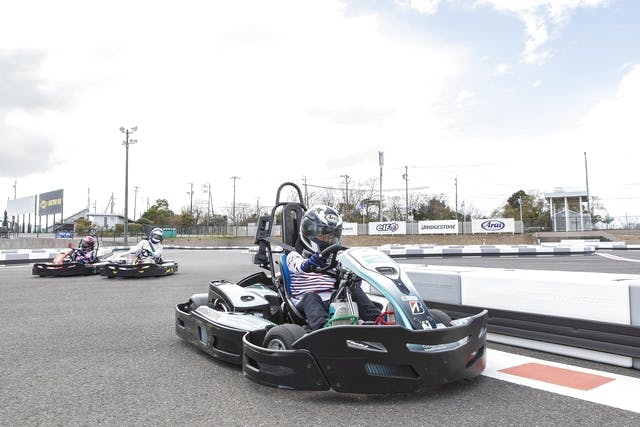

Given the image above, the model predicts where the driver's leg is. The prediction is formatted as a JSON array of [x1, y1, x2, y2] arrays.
[[352, 285, 381, 321], [297, 293, 330, 331]]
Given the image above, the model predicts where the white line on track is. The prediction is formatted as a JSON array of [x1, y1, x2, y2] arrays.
[[596, 252, 640, 263], [484, 349, 640, 414]]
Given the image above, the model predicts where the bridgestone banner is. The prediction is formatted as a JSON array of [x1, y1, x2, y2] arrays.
[[368, 221, 407, 236], [418, 220, 459, 235], [342, 222, 358, 236], [38, 189, 64, 216], [471, 218, 515, 233]]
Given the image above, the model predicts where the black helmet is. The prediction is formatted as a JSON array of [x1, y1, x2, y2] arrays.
[[299, 205, 343, 253]]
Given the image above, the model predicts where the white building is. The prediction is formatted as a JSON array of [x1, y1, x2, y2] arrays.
[[88, 213, 126, 230]]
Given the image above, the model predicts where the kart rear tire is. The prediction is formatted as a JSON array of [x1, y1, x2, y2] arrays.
[[430, 309, 452, 326], [263, 324, 306, 350]]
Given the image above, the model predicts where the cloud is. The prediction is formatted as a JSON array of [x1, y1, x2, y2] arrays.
[[476, 0, 610, 65], [307, 106, 396, 125], [0, 123, 58, 177]]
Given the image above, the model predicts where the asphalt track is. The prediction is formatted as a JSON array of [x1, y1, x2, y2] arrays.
[[1, 249, 639, 426]]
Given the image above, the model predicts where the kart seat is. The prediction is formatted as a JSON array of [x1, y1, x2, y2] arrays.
[[277, 254, 307, 326], [281, 203, 306, 253]]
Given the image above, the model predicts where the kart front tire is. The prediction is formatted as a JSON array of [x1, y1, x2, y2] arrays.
[[263, 324, 306, 350], [430, 309, 452, 326]]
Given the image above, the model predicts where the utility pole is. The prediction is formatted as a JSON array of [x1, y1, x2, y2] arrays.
[[256, 197, 260, 217], [133, 186, 140, 220], [13, 180, 17, 199], [378, 151, 384, 221], [120, 126, 137, 246], [340, 174, 350, 206], [231, 176, 240, 225], [303, 176, 308, 207], [187, 182, 194, 216], [584, 152, 591, 215], [455, 176, 458, 220], [402, 166, 409, 221]]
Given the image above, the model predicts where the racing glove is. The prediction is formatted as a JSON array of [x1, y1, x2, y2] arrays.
[[301, 252, 326, 273]]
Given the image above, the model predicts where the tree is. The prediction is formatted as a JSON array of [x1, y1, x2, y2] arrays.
[[493, 190, 550, 230], [412, 195, 455, 221], [139, 199, 175, 225]]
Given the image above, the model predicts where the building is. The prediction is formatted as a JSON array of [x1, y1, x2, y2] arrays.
[[87, 213, 126, 230], [544, 189, 592, 232]]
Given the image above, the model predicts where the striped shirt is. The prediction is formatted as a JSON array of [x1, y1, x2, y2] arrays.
[[286, 251, 336, 304]]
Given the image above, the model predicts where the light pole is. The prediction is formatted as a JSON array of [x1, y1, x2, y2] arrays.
[[518, 196, 524, 233], [120, 126, 137, 246], [378, 151, 384, 221], [231, 176, 240, 233], [402, 166, 409, 221], [202, 183, 211, 226]]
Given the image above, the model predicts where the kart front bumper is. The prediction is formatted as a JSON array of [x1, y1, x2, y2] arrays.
[[242, 309, 488, 394], [32, 262, 99, 277], [100, 261, 178, 278]]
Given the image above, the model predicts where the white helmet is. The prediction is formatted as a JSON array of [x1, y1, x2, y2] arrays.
[[299, 205, 343, 253], [150, 227, 163, 244]]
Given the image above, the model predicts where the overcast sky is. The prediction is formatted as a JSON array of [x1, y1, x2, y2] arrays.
[[1, 0, 639, 225]]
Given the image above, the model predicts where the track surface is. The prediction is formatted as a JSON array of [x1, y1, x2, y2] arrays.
[[1, 250, 639, 426]]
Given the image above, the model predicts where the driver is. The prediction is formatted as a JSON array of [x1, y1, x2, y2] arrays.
[[74, 235, 97, 264], [287, 205, 380, 331], [130, 227, 164, 263]]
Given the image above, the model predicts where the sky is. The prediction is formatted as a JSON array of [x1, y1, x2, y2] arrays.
[[1, 0, 640, 226]]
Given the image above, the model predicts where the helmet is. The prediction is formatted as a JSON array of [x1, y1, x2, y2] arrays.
[[150, 227, 163, 244], [80, 235, 96, 250], [299, 205, 343, 253]]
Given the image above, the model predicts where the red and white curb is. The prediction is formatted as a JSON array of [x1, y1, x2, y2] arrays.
[[485, 349, 640, 413]]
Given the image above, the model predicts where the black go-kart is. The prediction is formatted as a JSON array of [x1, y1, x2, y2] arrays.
[[175, 182, 488, 394], [100, 248, 178, 278], [32, 238, 104, 277]]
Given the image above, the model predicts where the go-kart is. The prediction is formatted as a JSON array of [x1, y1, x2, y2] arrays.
[[175, 182, 488, 394], [32, 238, 104, 277], [100, 248, 178, 278]]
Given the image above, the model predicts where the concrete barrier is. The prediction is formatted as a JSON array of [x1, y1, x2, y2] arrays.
[[403, 264, 640, 368], [380, 244, 596, 257]]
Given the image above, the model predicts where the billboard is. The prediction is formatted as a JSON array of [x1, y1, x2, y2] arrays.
[[418, 220, 459, 235], [368, 221, 407, 236], [471, 218, 515, 234], [7, 195, 37, 215], [39, 189, 64, 216]]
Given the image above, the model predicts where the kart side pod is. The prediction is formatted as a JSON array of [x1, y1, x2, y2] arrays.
[[208, 280, 281, 321]]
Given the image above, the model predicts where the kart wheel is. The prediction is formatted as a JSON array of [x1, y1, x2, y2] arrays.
[[263, 324, 306, 350], [430, 309, 452, 326]]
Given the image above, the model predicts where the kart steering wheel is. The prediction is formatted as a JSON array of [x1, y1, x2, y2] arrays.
[[316, 244, 349, 273]]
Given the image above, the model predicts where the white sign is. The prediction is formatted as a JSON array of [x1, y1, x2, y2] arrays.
[[342, 222, 358, 236], [418, 220, 459, 235], [368, 221, 407, 236], [471, 218, 515, 233]]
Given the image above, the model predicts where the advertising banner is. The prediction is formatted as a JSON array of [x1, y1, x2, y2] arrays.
[[418, 220, 459, 235], [368, 221, 407, 236], [471, 218, 515, 234], [7, 195, 37, 215], [342, 222, 358, 236], [39, 189, 64, 216]]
